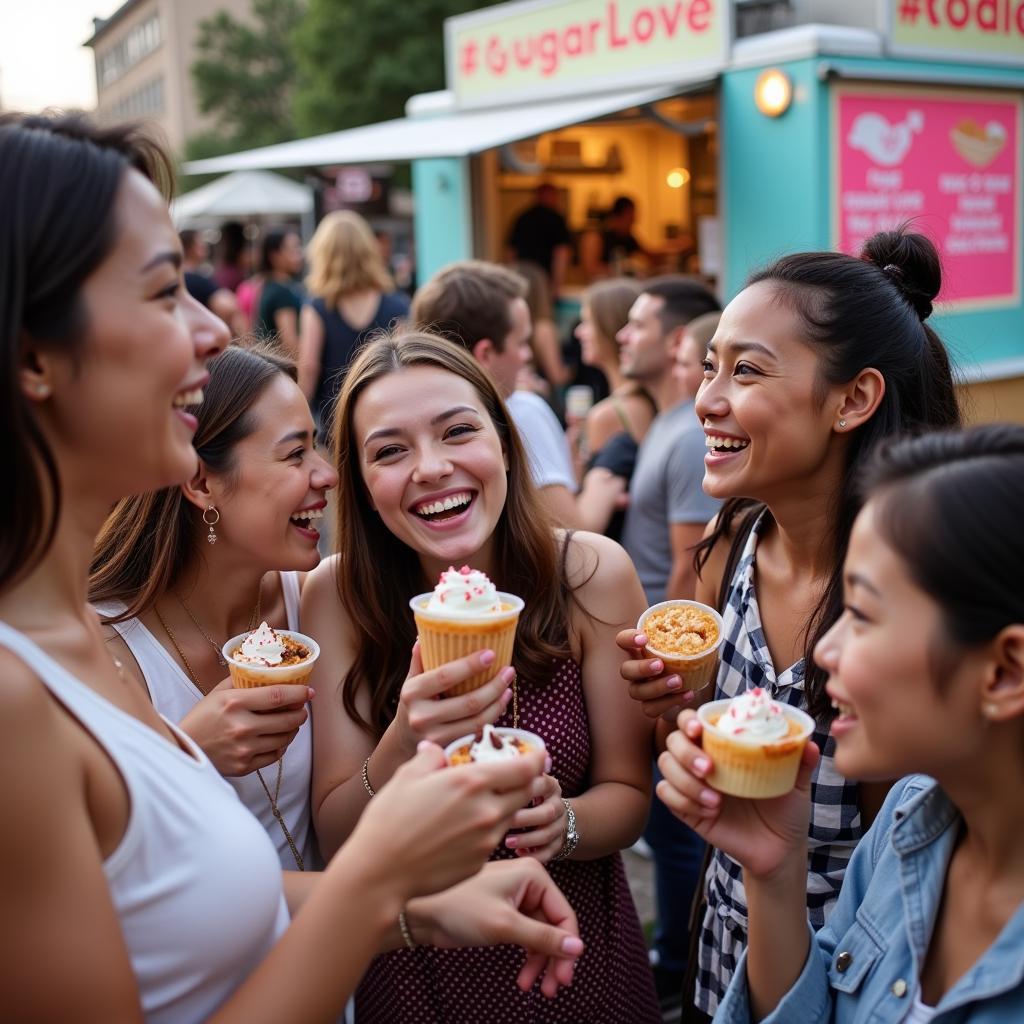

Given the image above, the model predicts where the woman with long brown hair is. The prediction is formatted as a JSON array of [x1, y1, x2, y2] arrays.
[[303, 330, 662, 1023], [0, 111, 582, 1021]]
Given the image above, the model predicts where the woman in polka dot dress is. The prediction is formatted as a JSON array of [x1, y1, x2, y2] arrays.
[[302, 332, 662, 1023]]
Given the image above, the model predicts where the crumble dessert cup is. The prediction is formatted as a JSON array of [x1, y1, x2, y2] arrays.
[[697, 689, 815, 798], [410, 566, 524, 697], [444, 724, 545, 766], [637, 600, 724, 693], [222, 621, 320, 688]]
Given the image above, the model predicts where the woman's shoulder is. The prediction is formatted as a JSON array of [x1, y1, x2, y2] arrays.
[[303, 555, 340, 601], [561, 529, 640, 593]]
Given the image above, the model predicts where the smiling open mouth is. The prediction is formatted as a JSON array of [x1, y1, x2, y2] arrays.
[[705, 434, 750, 454], [830, 698, 856, 718], [290, 507, 324, 530], [173, 387, 204, 408], [413, 491, 474, 523]]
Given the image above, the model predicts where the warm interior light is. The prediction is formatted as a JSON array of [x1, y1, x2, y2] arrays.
[[754, 69, 793, 118], [666, 167, 690, 189]]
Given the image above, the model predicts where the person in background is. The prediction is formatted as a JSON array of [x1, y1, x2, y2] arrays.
[[0, 110, 583, 1023], [506, 182, 572, 299], [180, 228, 247, 337], [411, 260, 621, 532], [579, 195, 647, 281], [512, 260, 571, 400], [572, 277, 651, 466], [298, 210, 410, 431], [255, 228, 304, 356], [618, 227, 962, 1021], [213, 219, 249, 293], [664, 425, 1024, 1023]]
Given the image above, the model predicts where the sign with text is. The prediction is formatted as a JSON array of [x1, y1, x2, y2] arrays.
[[832, 85, 1022, 310], [446, 0, 727, 109], [888, 0, 1024, 66]]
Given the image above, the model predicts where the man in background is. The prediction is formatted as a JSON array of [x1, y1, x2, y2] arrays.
[[505, 182, 572, 298]]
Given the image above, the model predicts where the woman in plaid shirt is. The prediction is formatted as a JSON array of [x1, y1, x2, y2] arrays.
[[619, 226, 961, 1018]]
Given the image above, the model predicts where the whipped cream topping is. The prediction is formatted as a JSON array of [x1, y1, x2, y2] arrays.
[[469, 725, 521, 763], [426, 565, 501, 615], [715, 688, 789, 744], [236, 621, 287, 666]]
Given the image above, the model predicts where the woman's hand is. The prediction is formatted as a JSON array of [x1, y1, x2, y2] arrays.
[[349, 741, 546, 902], [409, 859, 584, 998], [656, 710, 818, 880], [504, 772, 566, 864], [179, 678, 312, 776], [395, 642, 513, 753], [616, 628, 699, 722]]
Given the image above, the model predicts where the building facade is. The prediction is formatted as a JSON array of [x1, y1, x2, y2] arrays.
[[86, 0, 253, 153]]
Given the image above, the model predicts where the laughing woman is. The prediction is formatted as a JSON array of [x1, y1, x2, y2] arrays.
[[661, 425, 1024, 1022], [0, 112, 585, 1022], [619, 227, 962, 1018], [303, 331, 662, 1023], [90, 343, 336, 870]]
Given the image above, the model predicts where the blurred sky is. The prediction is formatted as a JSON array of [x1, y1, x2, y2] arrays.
[[0, 0, 120, 112]]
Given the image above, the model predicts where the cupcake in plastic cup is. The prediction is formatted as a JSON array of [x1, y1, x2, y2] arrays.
[[444, 724, 546, 766], [697, 689, 815, 798], [222, 621, 320, 688], [637, 599, 724, 693], [410, 566, 524, 697]]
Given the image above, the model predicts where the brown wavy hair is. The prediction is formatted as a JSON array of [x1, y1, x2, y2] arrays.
[[89, 343, 296, 621], [329, 330, 573, 737]]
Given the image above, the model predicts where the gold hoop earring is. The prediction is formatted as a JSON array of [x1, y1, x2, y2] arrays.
[[203, 506, 220, 545]]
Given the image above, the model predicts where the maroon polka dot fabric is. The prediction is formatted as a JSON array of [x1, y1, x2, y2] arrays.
[[355, 659, 661, 1023]]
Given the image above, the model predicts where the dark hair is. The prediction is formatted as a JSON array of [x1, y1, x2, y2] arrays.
[[89, 344, 296, 620], [0, 111, 174, 591], [610, 196, 635, 217], [260, 228, 296, 275], [862, 424, 1024, 679], [218, 220, 246, 264], [695, 227, 962, 721], [642, 275, 721, 334], [329, 330, 573, 738], [179, 228, 199, 252], [411, 260, 526, 354]]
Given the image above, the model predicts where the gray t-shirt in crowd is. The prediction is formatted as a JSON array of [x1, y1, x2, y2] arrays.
[[621, 399, 720, 605]]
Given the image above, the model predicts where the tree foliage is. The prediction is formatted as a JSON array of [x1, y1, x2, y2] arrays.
[[187, 0, 303, 160], [291, 0, 503, 136]]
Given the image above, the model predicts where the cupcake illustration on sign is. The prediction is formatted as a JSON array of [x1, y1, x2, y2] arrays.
[[950, 119, 1006, 167], [848, 110, 923, 166]]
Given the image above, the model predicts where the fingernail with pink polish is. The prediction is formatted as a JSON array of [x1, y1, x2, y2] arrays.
[[666, 675, 682, 690], [480, 649, 496, 666]]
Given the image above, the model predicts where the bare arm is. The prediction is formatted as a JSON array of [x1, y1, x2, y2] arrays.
[[578, 231, 606, 281], [550, 244, 571, 299], [536, 483, 583, 530], [297, 305, 324, 401], [273, 306, 300, 358], [556, 533, 654, 856], [665, 521, 707, 601], [531, 319, 571, 389]]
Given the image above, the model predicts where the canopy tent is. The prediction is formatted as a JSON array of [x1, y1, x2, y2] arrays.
[[171, 169, 314, 225], [182, 84, 693, 174]]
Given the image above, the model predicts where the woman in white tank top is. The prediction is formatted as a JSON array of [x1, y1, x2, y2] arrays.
[[91, 344, 330, 872], [0, 112, 583, 1022]]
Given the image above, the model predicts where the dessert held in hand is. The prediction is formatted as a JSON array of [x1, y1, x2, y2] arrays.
[[224, 620, 320, 688]]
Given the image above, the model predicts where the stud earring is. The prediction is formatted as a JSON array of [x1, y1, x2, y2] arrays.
[[32, 382, 51, 399], [982, 702, 999, 719], [203, 506, 220, 545], [838, 418, 847, 429]]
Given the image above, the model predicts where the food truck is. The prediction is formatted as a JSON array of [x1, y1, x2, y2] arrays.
[[188, 0, 1024, 416]]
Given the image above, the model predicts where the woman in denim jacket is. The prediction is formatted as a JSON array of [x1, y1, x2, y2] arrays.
[[659, 425, 1024, 1022]]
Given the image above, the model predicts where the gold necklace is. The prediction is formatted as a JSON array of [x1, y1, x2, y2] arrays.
[[512, 677, 519, 730], [153, 600, 305, 871], [174, 587, 262, 666]]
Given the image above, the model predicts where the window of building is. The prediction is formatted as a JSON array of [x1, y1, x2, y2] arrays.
[[98, 14, 162, 87], [108, 76, 166, 121]]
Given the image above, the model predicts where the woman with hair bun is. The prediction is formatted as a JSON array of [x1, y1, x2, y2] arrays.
[[618, 226, 962, 1019], [661, 424, 1024, 1022]]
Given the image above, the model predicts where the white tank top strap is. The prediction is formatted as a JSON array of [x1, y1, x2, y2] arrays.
[[0, 619, 288, 1023], [281, 570, 301, 630]]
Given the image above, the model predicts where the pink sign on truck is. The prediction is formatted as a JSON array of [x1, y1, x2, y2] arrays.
[[832, 84, 1022, 309]]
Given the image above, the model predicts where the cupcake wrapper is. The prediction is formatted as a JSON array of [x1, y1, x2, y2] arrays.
[[415, 613, 520, 697], [656, 648, 720, 691], [700, 728, 807, 798], [227, 664, 315, 689]]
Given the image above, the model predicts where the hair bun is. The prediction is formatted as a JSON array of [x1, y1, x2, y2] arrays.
[[860, 227, 940, 321]]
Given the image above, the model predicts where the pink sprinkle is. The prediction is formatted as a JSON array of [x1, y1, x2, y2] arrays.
[[752, 687, 763, 696], [460, 565, 472, 575], [464, 593, 471, 601]]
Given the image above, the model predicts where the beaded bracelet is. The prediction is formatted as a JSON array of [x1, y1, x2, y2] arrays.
[[398, 909, 416, 949]]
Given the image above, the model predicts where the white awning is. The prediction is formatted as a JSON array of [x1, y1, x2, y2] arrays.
[[170, 169, 313, 224], [183, 84, 695, 175]]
